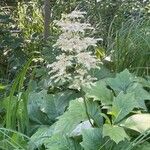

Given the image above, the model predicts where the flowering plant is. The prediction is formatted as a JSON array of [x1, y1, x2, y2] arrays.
[[47, 10, 102, 90]]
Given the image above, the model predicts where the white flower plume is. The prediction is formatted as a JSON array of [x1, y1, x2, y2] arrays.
[[76, 52, 98, 70], [47, 10, 102, 89], [47, 53, 72, 79], [63, 10, 87, 19], [54, 20, 94, 33]]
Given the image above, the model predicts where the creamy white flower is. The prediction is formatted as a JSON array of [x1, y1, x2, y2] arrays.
[[55, 20, 94, 33], [83, 37, 102, 46], [54, 35, 99, 52], [47, 10, 101, 88], [63, 10, 87, 19], [76, 69, 87, 76], [47, 53, 72, 78], [69, 74, 97, 90], [76, 52, 98, 70]]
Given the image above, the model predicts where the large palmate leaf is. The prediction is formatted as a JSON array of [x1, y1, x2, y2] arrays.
[[29, 124, 56, 148], [44, 134, 83, 150], [53, 98, 102, 135], [53, 98, 87, 135], [127, 83, 150, 109], [89, 66, 113, 80], [111, 92, 137, 123], [137, 77, 150, 89], [107, 69, 134, 94], [103, 124, 129, 144], [70, 120, 93, 137], [121, 114, 150, 133], [81, 128, 104, 150], [28, 90, 79, 125], [86, 100, 103, 127], [83, 80, 113, 105], [81, 128, 131, 150]]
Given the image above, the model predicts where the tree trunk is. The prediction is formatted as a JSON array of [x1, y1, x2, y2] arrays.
[[44, 0, 51, 39]]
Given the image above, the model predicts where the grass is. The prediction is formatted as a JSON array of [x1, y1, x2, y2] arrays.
[[109, 16, 150, 76]]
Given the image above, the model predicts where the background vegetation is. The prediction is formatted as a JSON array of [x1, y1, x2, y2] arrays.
[[0, 0, 150, 150]]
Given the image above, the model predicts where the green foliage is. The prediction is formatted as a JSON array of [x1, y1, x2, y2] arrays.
[[107, 69, 134, 94], [1, 1, 150, 150], [17, 1, 44, 40], [134, 142, 150, 150], [111, 92, 137, 123], [0, 6, 27, 81], [0, 128, 30, 150], [52, 99, 87, 135], [44, 134, 83, 150], [122, 114, 150, 133], [28, 90, 80, 125], [29, 69, 150, 149], [83, 80, 113, 105], [110, 18, 150, 76], [103, 124, 129, 144], [30, 125, 55, 148], [81, 128, 104, 150]]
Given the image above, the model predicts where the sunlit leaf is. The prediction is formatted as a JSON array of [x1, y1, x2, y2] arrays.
[[83, 80, 113, 105], [81, 128, 104, 150], [103, 124, 129, 144], [121, 114, 150, 133], [111, 92, 137, 123], [107, 69, 134, 94]]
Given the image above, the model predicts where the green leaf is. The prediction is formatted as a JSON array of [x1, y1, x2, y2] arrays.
[[83, 80, 113, 105], [44, 134, 83, 150], [137, 77, 150, 89], [89, 65, 113, 80], [134, 142, 150, 150], [86, 100, 103, 127], [111, 92, 137, 123], [121, 114, 150, 133], [103, 124, 129, 144], [81, 128, 104, 150], [28, 90, 78, 125], [107, 69, 134, 94], [53, 98, 103, 135], [70, 120, 93, 137], [53, 98, 87, 135], [30, 124, 56, 148], [0, 84, 7, 90], [127, 83, 150, 109]]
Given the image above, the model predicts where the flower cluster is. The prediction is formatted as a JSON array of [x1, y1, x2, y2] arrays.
[[47, 10, 102, 90]]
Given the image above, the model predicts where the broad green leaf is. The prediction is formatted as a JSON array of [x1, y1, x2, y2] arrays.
[[44, 134, 83, 150], [89, 66, 113, 80], [28, 90, 78, 125], [53, 99, 103, 135], [111, 92, 137, 123], [70, 120, 93, 137], [121, 114, 150, 133], [111, 140, 132, 150], [134, 142, 150, 150], [137, 77, 150, 88], [86, 100, 103, 127], [30, 124, 56, 148], [83, 80, 113, 105], [40, 90, 79, 120], [107, 69, 134, 94], [127, 83, 150, 109], [53, 98, 87, 134], [81, 128, 104, 150], [103, 124, 129, 144]]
